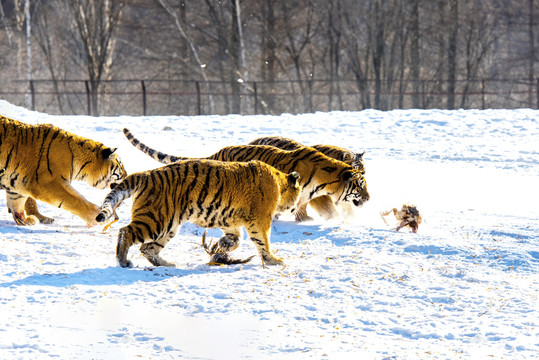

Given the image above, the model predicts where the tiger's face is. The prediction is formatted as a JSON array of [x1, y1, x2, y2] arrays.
[[106, 153, 128, 188], [337, 169, 370, 207], [91, 148, 128, 190]]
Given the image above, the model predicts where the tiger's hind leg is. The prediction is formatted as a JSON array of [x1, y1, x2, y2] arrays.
[[116, 223, 178, 268], [6, 193, 38, 225], [116, 226, 137, 268], [25, 198, 54, 224], [140, 242, 176, 267], [246, 218, 283, 265]]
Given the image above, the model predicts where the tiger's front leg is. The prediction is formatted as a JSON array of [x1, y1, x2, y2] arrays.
[[6, 193, 39, 225], [245, 218, 283, 265], [308, 195, 340, 221], [25, 197, 55, 224], [294, 203, 314, 222], [32, 181, 100, 226]]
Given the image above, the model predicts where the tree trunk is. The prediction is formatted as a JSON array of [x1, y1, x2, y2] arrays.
[[446, 0, 459, 110], [410, 0, 421, 108], [229, 0, 241, 114], [529, 0, 535, 107], [261, 0, 277, 113], [372, 1, 384, 109]]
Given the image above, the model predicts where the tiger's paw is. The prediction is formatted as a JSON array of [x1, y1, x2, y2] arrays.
[[294, 214, 314, 223], [262, 254, 284, 266], [217, 234, 240, 253], [14, 213, 39, 226], [117, 259, 133, 268], [38, 215, 55, 224]]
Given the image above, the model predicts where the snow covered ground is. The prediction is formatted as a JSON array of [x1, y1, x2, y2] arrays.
[[0, 100, 537, 359]]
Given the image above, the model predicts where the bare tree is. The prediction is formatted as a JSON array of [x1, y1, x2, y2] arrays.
[[446, 0, 459, 109], [259, 0, 277, 113], [68, 0, 125, 116], [340, 0, 370, 109], [322, 0, 344, 110], [155, 0, 209, 81], [1, 0, 538, 114], [528, 0, 535, 107], [10, 0, 26, 78], [278, 0, 319, 112], [33, 0, 65, 113], [459, 0, 498, 108], [410, 0, 421, 108]]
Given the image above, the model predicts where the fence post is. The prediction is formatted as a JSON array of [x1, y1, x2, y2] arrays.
[[308, 79, 314, 113], [196, 81, 201, 115], [253, 81, 258, 115], [421, 80, 426, 108], [29, 80, 35, 111], [85, 80, 91, 116], [481, 79, 486, 110], [141, 80, 147, 116], [536, 78, 539, 109]]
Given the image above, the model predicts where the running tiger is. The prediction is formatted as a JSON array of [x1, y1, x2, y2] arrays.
[[122, 128, 369, 222], [249, 136, 366, 221], [0, 115, 127, 226], [96, 159, 301, 267]]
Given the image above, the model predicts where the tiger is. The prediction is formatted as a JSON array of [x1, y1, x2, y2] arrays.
[[95, 159, 301, 267], [122, 128, 370, 222], [248, 136, 366, 221], [0, 115, 127, 226]]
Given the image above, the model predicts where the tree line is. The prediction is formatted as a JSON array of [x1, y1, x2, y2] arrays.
[[0, 0, 537, 115]]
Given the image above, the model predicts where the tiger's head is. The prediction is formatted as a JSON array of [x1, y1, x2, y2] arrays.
[[86, 147, 127, 190], [276, 171, 302, 214], [335, 169, 370, 207], [341, 151, 366, 174]]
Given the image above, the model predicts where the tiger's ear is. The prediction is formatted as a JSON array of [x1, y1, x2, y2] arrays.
[[357, 151, 365, 161], [288, 171, 300, 186], [101, 147, 117, 159], [342, 170, 361, 182]]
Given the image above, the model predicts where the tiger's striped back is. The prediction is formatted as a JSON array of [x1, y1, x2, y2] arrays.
[[249, 136, 365, 174], [248, 136, 304, 151], [98, 159, 301, 227]]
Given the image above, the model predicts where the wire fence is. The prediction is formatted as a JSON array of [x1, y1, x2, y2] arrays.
[[1, 78, 538, 116]]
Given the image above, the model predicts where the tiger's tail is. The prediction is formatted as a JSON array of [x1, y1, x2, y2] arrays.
[[96, 178, 135, 223], [123, 128, 184, 164]]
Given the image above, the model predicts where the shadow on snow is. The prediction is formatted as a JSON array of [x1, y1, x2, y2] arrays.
[[0, 264, 255, 288]]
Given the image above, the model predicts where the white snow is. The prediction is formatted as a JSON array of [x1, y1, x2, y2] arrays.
[[0, 100, 537, 359]]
